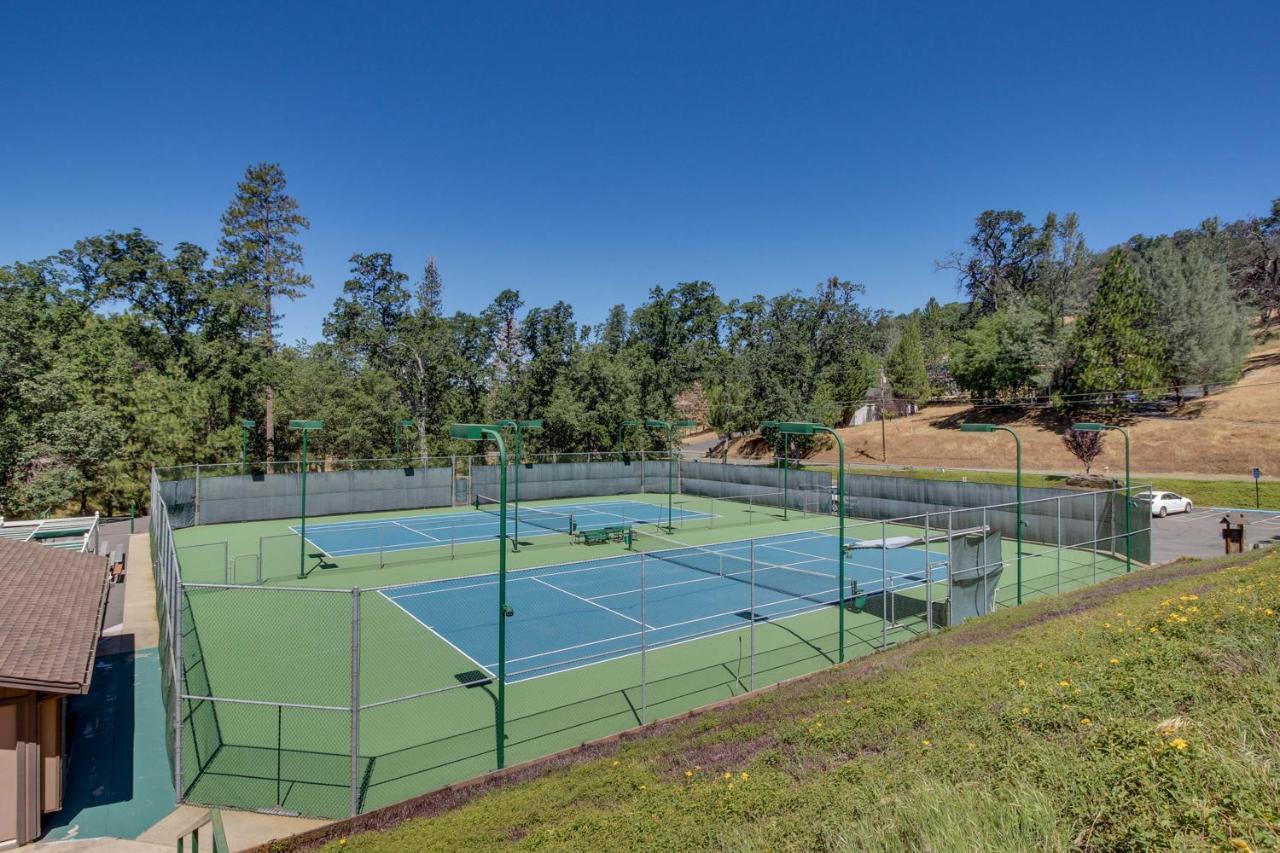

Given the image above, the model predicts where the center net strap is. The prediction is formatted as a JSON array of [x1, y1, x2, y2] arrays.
[[474, 495, 576, 534]]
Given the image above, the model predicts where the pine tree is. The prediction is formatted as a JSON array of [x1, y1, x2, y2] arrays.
[[215, 163, 311, 461], [1137, 238, 1251, 404], [1064, 251, 1165, 407], [885, 316, 929, 404], [418, 256, 443, 318]]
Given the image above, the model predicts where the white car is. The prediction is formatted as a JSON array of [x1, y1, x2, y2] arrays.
[[1136, 490, 1193, 517]]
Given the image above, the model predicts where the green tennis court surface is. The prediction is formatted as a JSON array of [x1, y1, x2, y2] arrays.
[[171, 492, 1127, 817]]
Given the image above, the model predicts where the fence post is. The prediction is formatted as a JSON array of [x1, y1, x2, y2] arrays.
[[924, 513, 932, 631], [351, 588, 362, 817], [749, 538, 756, 691], [174, 578, 184, 799], [1092, 491, 1098, 584], [639, 554, 647, 725], [1056, 497, 1062, 595], [880, 520, 889, 648]]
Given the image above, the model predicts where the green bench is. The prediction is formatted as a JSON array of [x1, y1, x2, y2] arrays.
[[578, 524, 631, 546]]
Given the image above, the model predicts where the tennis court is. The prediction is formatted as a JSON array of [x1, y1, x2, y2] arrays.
[[382, 530, 953, 682], [295, 498, 713, 558]]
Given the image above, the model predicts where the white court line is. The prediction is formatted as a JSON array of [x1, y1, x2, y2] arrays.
[[528, 576, 653, 628], [376, 589, 495, 679], [393, 520, 440, 542]]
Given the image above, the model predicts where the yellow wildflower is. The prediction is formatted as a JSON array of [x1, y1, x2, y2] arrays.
[[612, 760, 620, 767], [740, 772, 749, 781], [1109, 658, 1120, 665], [1017, 678, 1026, 688], [1080, 718, 1092, 726], [1058, 680, 1070, 688], [1022, 707, 1030, 715], [723, 772, 732, 780], [685, 770, 693, 778], [1169, 738, 1188, 751], [1229, 838, 1253, 851], [921, 739, 931, 747]]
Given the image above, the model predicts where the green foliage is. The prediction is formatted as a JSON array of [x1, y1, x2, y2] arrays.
[[1134, 237, 1252, 397], [949, 306, 1048, 399], [885, 316, 929, 402], [1063, 251, 1166, 405]]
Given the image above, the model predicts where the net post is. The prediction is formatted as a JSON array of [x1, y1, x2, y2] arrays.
[[639, 553, 648, 725], [256, 535, 264, 584], [194, 463, 201, 527], [222, 541, 229, 585], [378, 526, 385, 569], [947, 510, 956, 623], [350, 588, 362, 817], [450, 522, 456, 559], [924, 513, 933, 631], [749, 538, 756, 691]]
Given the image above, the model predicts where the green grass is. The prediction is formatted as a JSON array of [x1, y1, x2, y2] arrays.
[[311, 548, 1280, 852], [171, 492, 1132, 820], [805, 464, 1280, 512]]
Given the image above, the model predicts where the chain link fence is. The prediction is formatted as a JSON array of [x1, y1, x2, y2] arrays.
[[151, 462, 1148, 819]]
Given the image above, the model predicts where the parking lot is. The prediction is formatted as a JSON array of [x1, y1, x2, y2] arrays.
[[1150, 506, 1280, 564]]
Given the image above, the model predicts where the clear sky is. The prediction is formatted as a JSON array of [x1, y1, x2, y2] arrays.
[[2, 1, 1277, 343]]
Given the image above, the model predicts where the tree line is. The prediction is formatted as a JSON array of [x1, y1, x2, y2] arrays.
[[1, 162, 1275, 515]]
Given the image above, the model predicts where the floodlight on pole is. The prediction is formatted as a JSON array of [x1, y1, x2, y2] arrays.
[[768, 420, 846, 660], [450, 422, 511, 768], [496, 419, 544, 551], [1073, 422, 1131, 574], [642, 418, 696, 531], [289, 419, 323, 579], [239, 419, 255, 475], [961, 423, 1023, 602], [617, 419, 642, 462]]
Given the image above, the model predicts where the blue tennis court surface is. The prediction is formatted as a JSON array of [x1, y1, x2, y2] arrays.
[[294, 499, 712, 558], [381, 531, 952, 682]]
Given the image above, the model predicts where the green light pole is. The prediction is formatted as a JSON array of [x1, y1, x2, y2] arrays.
[[760, 421, 789, 521], [1073, 422, 1131, 574], [451, 423, 510, 768], [960, 423, 1022, 603], [770, 422, 845, 659], [289, 420, 323, 579], [240, 419, 255, 475], [644, 419, 697, 531], [394, 418, 414, 465], [617, 419, 642, 462], [496, 419, 543, 551]]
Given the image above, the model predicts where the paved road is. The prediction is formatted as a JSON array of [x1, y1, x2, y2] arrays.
[[1150, 506, 1280, 564]]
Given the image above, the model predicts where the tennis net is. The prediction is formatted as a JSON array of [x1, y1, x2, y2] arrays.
[[475, 495, 576, 534], [626, 528, 841, 608]]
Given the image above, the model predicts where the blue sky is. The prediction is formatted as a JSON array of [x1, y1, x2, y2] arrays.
[[2, 1, 1277, 343]]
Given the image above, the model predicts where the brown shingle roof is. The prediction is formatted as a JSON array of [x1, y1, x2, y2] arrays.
[[0, 537, 109, 694]]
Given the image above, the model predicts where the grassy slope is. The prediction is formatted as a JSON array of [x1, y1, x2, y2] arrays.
[[315, 549, 1280, 852], [708, 338, 1280, 488]]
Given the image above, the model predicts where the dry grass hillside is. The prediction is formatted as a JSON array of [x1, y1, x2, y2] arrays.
[[706, 338, 1280, 477]]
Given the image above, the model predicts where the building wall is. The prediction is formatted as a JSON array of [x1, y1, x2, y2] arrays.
[[0, 689, 65, 847]]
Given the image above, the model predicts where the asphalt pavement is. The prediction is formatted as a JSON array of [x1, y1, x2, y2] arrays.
[[1150, 506, 1280, 564]]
